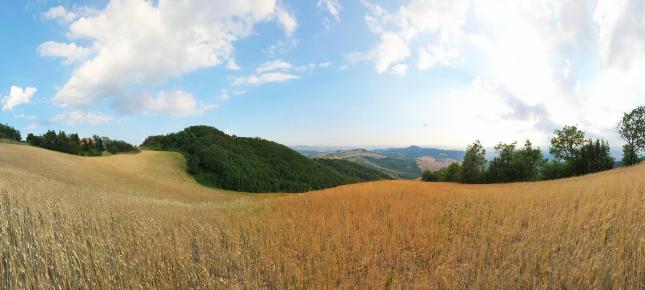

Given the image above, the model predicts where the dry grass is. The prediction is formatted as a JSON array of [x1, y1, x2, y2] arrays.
[[1, 144, 643, 289]]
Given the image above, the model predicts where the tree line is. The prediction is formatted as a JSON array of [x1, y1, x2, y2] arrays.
[[0, 123, 21, 141], [423, 106, 645, 183], [25, 131, 138, 156]]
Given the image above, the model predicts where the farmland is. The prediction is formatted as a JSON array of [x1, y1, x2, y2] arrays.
[[1, 143, 644, 288]]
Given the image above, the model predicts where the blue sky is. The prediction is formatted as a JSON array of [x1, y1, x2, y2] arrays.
[[1, 0, 643, 148]]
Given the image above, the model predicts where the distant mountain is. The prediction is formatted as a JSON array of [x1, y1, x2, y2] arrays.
[[308, 146, 465, 179], [375, 146, 465, 161], [314, 149, 386, 160]]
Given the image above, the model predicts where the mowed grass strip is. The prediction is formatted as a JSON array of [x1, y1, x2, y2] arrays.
[[1, 144, 643, 289]]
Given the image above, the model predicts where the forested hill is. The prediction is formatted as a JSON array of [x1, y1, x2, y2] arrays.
[[141, 126, 384, 193]]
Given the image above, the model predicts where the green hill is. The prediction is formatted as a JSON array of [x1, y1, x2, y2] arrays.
[[141, 126, 370, 193]]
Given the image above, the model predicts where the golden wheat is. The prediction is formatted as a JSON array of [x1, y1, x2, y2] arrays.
[[0, 144, 643, 289]]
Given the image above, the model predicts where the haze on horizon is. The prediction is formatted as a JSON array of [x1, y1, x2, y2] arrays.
[[1, 0, 643, 148]]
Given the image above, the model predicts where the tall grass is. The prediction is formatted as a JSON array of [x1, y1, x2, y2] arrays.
[[1, 144, 644, 288]]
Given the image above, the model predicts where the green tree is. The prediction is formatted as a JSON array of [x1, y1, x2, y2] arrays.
[[460, 140, 486, 184], [486, 140, 545, 183], [487, 142, 516, 183], [513, 140, 545, 181], [93, 135, 104, 152], [541, 159, 567, 180], [617, 106, 645, 166], [571, 139, 614, 175], [0, 123, 21, 141], [444, 163, 461, 182], [421, 170, 437, 182], [621, 144, 639, 167], [550, 125, 585, 162]]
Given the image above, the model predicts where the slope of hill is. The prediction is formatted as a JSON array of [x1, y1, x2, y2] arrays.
[[140, 126, 362, 193], [314, 158, 392, 181], [0, 143, 242, 203], [1, 142, 643, 288]]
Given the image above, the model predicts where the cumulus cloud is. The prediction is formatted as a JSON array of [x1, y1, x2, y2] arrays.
[[2, 86, 37, 111], [38, 41, 93, 64], [42, 5, 77, 23], [226, 59, 241, 71], [353, 0, 469, 74], [148, 90, 217, 117], [352, 0, 643, 143], [50, 111, 115, 125], [594, 0, 645, 69], [40, 0, 296, 115]]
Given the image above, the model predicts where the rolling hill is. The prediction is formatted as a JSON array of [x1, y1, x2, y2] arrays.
[[1, 143, 643, 288], [140, 126, 385, 193], [309, 146, 464, 178]]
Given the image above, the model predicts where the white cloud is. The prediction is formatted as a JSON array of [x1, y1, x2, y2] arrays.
[[42, 5, 77, 23], [355, 0, 469, 74], [257, 60, 293, 73], [226, 58, 240, 71], [295, 61, 332, 71], [318, 0, 340, 30], [2, 86, 37, 111], [473, 78, 557, 133], [392, 63, 408, 77], [235, 59, 329, 87], [318, 0, 340, 21], [275, 6, 298, 37], [318, 62, 332, 68], [217, 90, 231, 101], [41, 0, 297, 115], [349, 32, 410, 73], [148, 90, 217, 117], [594, 0, 645, 69], [50, 111, 115, 125], [234, 72, 300, 86], [418, 45, 461, 70], [38, 41, 93, 64], [353, 0, 643, 144]]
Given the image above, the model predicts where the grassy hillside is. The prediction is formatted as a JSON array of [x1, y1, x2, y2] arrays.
[[1, 143, 643, 288], [141, 126, 356, 193]]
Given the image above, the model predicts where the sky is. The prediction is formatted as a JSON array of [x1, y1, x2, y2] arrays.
[[0, 0, 643, 149]]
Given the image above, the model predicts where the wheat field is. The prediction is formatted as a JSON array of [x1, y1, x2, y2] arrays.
[[0, 143, 643, 289]]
